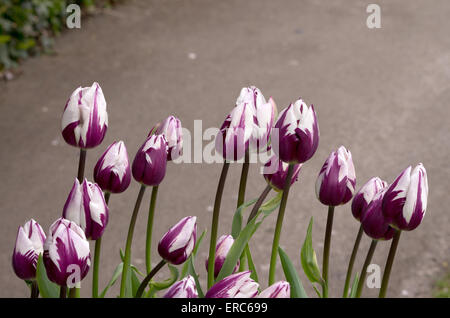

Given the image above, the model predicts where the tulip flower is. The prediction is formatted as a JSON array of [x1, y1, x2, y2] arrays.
[[361, 190, 396, 240], [62, 178, 109, 240], [382, 164, 428, 231], [132, 134, 168, 186], [155, 116, 183, 161], [352, 177, 388, 221], [93, 141, 131, 194], [315, 146, 356, 206], [163, 275, 198, 298], [236, 86, 277, 151], [257, 281, 290, 298], [273, 99, 319, 164], [43, 218, 91, 287], [12, 219, 46, 281], [205, 235, 238, 278], [205, 271, 259, 298], [263, 154, 302, 191], [158, 216, 197, 265], [61, 82, 108, 149]]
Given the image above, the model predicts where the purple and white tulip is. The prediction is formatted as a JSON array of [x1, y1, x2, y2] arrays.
[[315, 146, 356, 206], [155, 116, 183, 161], [273, 99, 319, 164], [257, 281, 290, 298], [382, 164, 428, 231], [205, 271, 259, 298], [94, 141, 131, 193], [351, 177, 388, 221], [43, 218, 91, 286], [263, 154, 302, 191], [163, 275, 198, 298], [215, 86, 276, 160], [61, 82, 108, 149], [132, 134, 168, 186], [205, 235, 239, 278], [361, 190, 396, 240], [236, 86, 277, 151], [62, 178, 109, 240], [158, 216, 197, 265], [12, 219, 46, 280]]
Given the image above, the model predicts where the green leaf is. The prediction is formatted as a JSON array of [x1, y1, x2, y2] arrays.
[[130, 266, 142, 297], [245, 246, 259, 283], [216, 218, 261, 282], [0, 35, 11, 44], [349, 272, 360, 298], [186, 256, 204, 298], [231, 198, 257, 239], [99, 262, 123, 298], [258, 191, 282, 217], [300, 217, 323, 285], [278, 247, 308, 298], [149, 264, 179, 291], [181, 229, 206, 278], [36, 254, 59, 298]]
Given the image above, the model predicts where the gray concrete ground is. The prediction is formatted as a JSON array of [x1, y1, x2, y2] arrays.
[[1, 0, 449, 298]]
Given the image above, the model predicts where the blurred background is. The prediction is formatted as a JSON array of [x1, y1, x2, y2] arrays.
[[1, 0, 449, 298]]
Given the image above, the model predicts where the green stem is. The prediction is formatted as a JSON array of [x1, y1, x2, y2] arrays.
[[268, 163, 295, 286], [135, 260, 167, 298], [77, 148, 87, 183], [59, 286, 67, 298], [120, 185, 146, 297], [31, 280, 39, 298], [322, 205, 335, 298], [356, 239, 378, 297], [146, 186, 159, 274], [68, 287, 78, 298], [237, 151, 250, 209], [379, 230, 401, 298], [207, 161, 230, 288], [92, 192, 110, 298], [342, 224, 364, 297]]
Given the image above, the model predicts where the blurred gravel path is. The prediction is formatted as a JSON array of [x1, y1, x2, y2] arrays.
[[1, 0, 449, 297]]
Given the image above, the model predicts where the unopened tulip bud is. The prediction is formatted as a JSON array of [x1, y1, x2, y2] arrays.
[[382, 164, 428, 231], [155, 116, 183, 161], [315, 146, 356, 206], [132, 134, 168, 186], [274, 99, 319, 164], [94, 141, 131, 193], [43, 218, 91, 286], [263, 154, 302, 191], [257, 281, 290, 298], [158, 216, 197, 265], [12, 219, 46, 280], [351, 177, 388, 221], [62, 179, 109, 240], [163, 275, 198, 298], [61, 82, 108, 149], [205, 271, 259, 298], [205, 235, 238, 278], [361, 190, 396, 240]]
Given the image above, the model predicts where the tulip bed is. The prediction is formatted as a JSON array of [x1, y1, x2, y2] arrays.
[[12, 83, 428, 298]]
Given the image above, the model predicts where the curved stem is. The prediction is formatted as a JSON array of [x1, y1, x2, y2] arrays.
[[92, 192, 110, 298], [120, 185, 146, 297], [59, 286, 67, 298], [237, 151, 250, 209], [135, 260, 167, 298], [207, 161, 230, 288], [146, 186, 159, 274], [268, 163, 295, 285], [31, 280, 39, 298], [356, 239, 378, 297], [77, 149, 87, 183], [322, 205, 335, 298], [379, 230, 401, 298], [342, 224, 364, 297], [246, 184, 272, 224]]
